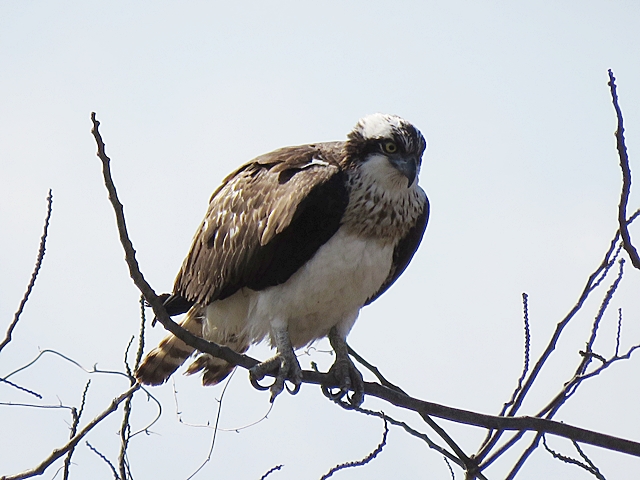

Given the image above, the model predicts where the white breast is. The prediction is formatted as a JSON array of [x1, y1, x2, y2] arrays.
[[205, 227, 394, 349]]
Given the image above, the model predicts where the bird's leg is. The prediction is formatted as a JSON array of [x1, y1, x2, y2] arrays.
[[325, 326, 364, 407], [249, 321, 302, 402]]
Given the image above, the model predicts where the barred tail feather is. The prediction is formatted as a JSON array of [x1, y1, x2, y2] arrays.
[[185, 332, 250, 386], [135, 307, 204, 385]]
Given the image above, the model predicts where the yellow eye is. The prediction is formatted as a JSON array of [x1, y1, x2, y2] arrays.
[[383, 141, 398, 154]]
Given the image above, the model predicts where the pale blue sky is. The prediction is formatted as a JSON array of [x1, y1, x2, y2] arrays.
[[2, 1, 640, 479]]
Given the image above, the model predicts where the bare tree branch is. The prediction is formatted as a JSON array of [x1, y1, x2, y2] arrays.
[[506, 292, 531, 412], [86, 441, 120, 480], [89, 112, 640, 466], [346, 348, 474, 472], [63, 380, 91, 480], [0, 190, 53, 354], [0, 377, 41, 399], [185, 371, 234, 480], [259, 465, 283, 480], [477, 228, 627, 462], [1, 384, 140, 480], [118, 296, 147, 480], [336, 404, 467, 472], [542, 436, 606, 480], [319, 415, 388, 479], [609, 69, 640, 270]]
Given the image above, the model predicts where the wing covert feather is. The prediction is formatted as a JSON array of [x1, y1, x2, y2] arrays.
[[174, 143, 348, 305]]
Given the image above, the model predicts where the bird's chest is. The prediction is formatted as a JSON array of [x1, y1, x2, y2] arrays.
[[254, 228, 394, 320], [341, 175, 423, 240]]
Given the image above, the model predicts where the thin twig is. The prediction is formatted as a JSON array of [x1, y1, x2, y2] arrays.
[[346, 346, 473, 472], [118, 298, 147, 480], [482, 292, 532, 453], [90, 113, 259, 372], [348, 346, 405, 393], [477, 227, 629, 462], [536, 260, 625, 422], [609, 69, 640, 270], [504, 257, 629, 476], [86, 442, 120, 480], [260, 465, 283, 480], [0, 377, 42, 398], [0, 190, 53, 354], [573, 440, 606, 480], [319, 415, 388, 479], [3, 348, 130, 381], [479, 430, 527, 470], [63, 380, 90, 480], [443, 456, 455, 480], [505, 433, 541, 480], [541, 436, 606, 480], [584, 260, 625, 365], [615, 308, 623, 357], [335, 403, 465, 470], [185, 371, 235, 480], [2, 384, 140, 480], [506, 292, 531, 412]]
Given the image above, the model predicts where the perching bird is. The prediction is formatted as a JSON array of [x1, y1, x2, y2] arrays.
[[135, 113, 429, 405]]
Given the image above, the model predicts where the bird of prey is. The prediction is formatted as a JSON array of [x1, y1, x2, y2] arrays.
[[136, 113, 429, 405]]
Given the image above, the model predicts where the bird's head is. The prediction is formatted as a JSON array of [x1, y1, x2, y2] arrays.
[[344, 113, 426, 189]]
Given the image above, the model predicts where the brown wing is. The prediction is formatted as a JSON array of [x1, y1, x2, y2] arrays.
[[365, 190, 429, 305], [173, 142, 349, 307]]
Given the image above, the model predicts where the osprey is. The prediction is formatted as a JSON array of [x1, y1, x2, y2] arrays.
[[136, 113, 429, 405]]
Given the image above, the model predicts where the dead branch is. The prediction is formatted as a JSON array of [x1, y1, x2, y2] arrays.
[[1, 384, 140, 480], [609, 69, 640, 270], [319, 415, 388, 479], [63, 380, 91, 480], [477, 225, 627, 463], [86, 441, 120, 480], [118, 296, 147, 480], [0, 190, 53, 354], [89, 112, 640, 469], [542, 436, 605, 480], [260, 465, 284, 480]]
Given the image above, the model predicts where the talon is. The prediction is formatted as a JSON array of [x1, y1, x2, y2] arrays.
[[347, 385, 364, 407], [249, 349, 302, 402], [249, 373, 272, 391], [286, 381, 301, 395], [326, 327, 365, 407], [323, 385, 348, 402]]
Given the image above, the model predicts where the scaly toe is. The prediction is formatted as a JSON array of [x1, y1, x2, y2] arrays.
[[249, 355, 282, 391], [249, 352, 302, 402], [326, 357, 364, 407]]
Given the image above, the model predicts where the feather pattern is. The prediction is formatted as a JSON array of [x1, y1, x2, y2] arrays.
[[136, 114, 430, 387], [174, 142, 349, 306]]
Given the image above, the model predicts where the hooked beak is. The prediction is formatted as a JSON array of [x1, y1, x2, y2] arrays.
[[389, 156, 418, 187]]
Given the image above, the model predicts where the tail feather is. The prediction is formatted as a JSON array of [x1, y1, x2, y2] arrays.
[[135, 307, 204, 385], [136, 305, 251, 387], [185, 332, 250, 386]]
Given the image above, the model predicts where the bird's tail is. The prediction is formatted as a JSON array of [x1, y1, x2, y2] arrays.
[[184, 330, 249, 385], [135, 306, 250, 387], [135, 307, 204, 386]]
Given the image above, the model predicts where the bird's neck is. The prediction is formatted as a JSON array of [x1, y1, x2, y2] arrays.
[[341, 169, 423, 241]]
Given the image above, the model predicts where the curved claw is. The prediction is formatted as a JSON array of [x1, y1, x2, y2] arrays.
[[249, 373, 273, 391], [347, 386, 364, 407], [321, 384, 343, 401], [249, 351, 302, 402], [324, 356, 365, 407], [286, 381, 301, 395]]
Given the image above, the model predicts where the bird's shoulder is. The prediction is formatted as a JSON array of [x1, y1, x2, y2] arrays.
[[174, 141, 350, 306]]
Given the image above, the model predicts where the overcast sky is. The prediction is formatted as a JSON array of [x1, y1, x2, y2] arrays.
[[2, 2, 640, 479]]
